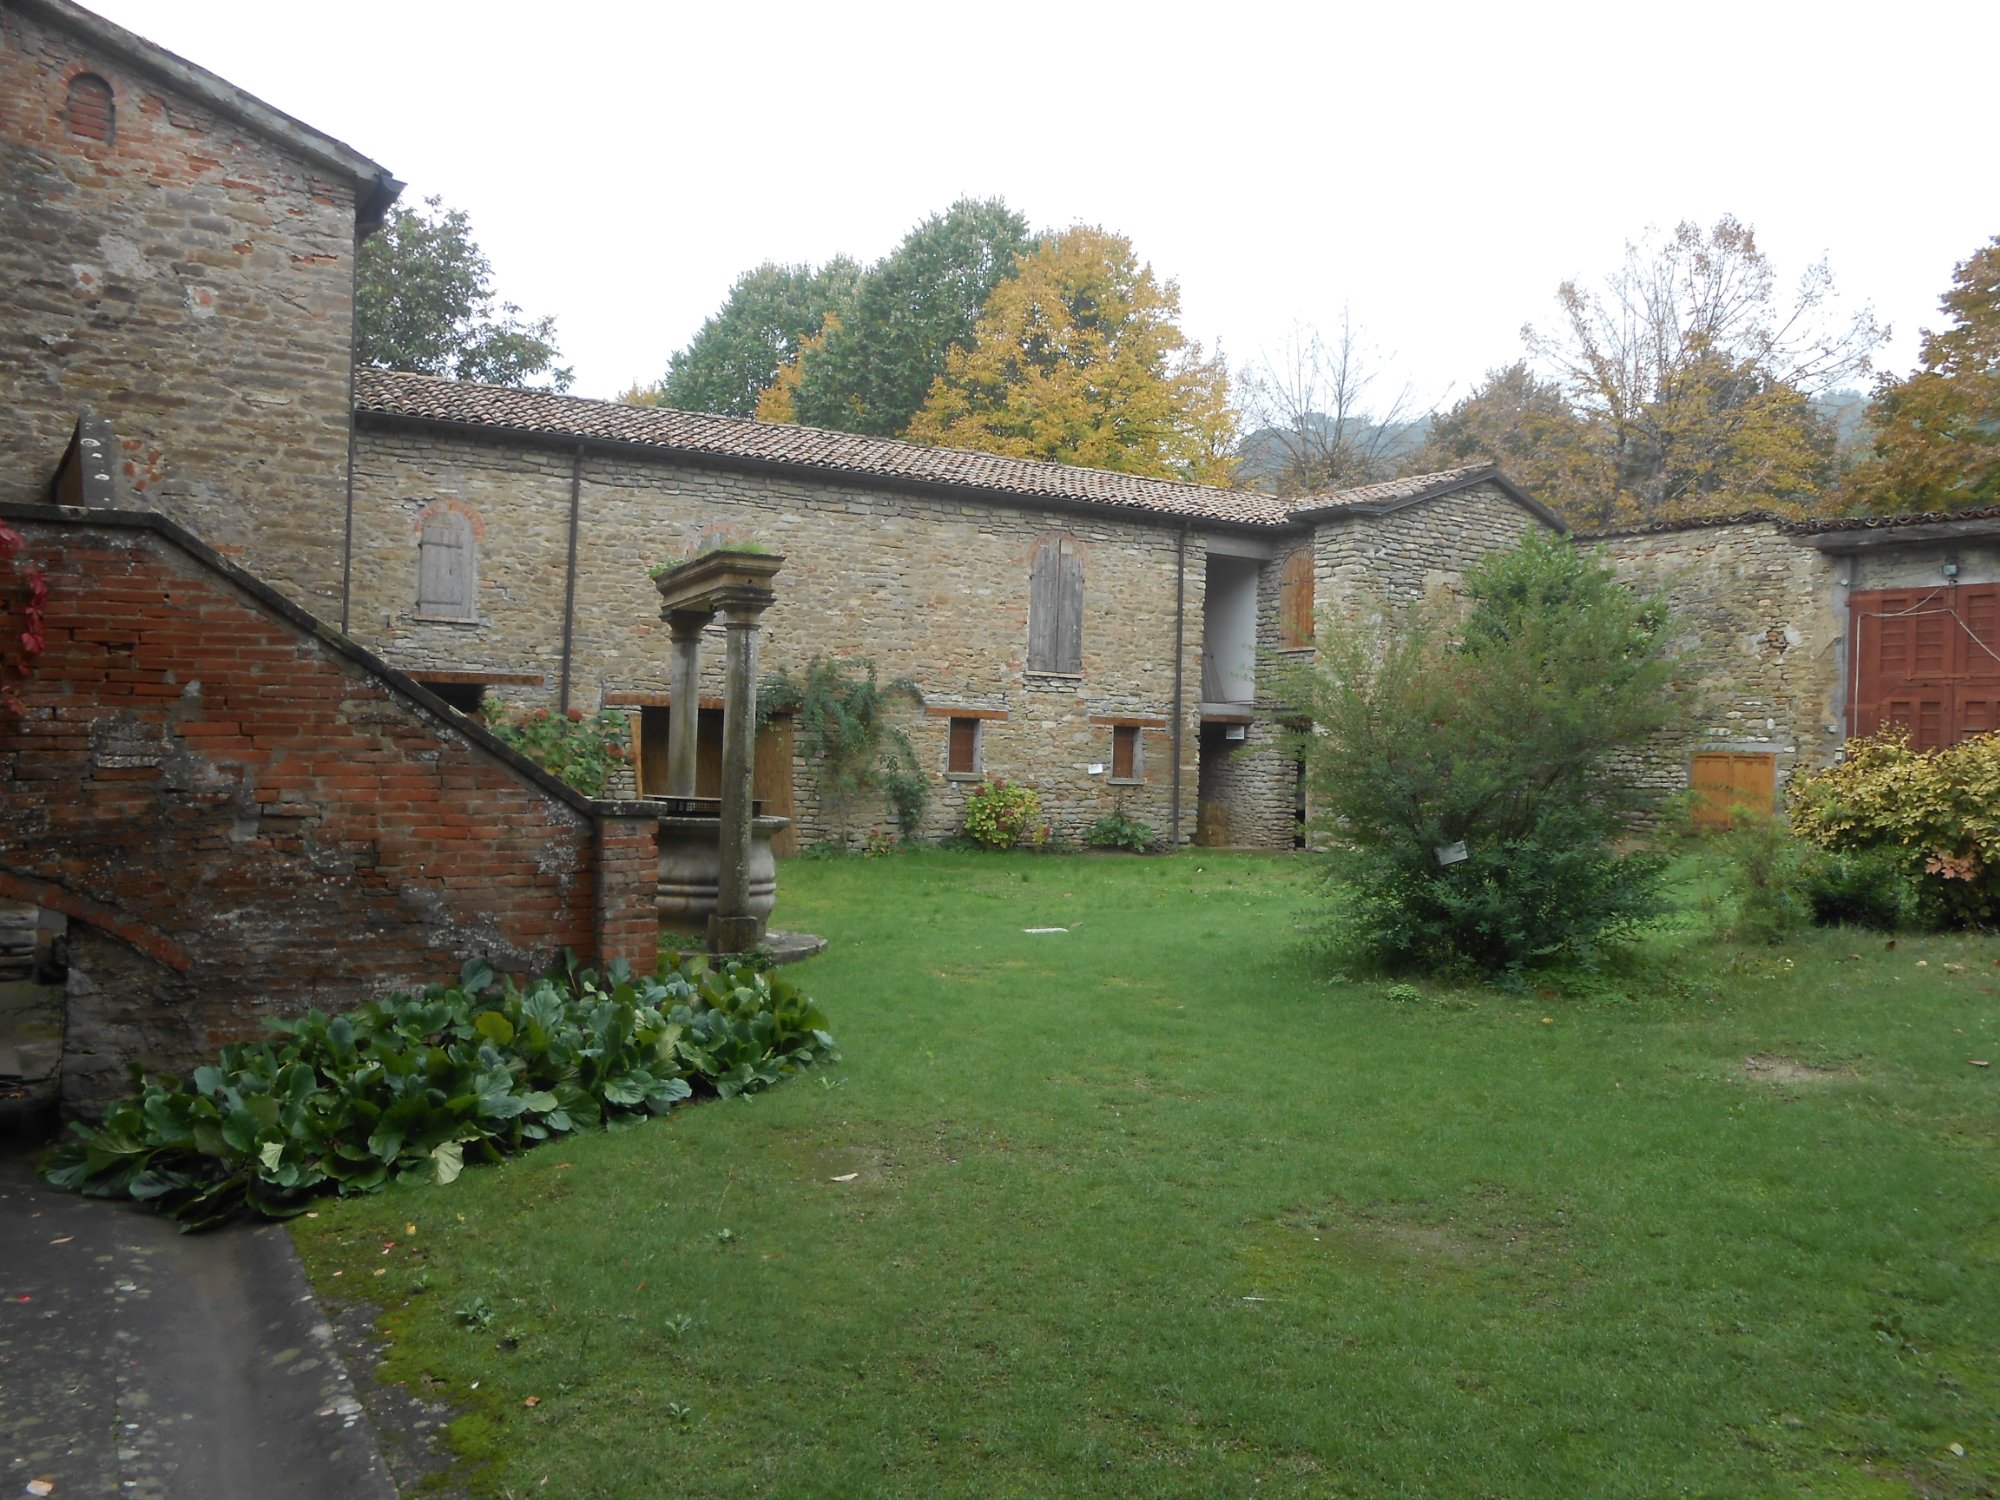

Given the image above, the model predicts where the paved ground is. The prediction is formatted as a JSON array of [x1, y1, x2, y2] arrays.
[[0, 1134, 396, 1499]]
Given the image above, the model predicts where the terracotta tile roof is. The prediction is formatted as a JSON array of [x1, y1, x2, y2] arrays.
[[355, 369, 1297, 527], [1289, 464, 1500, 511], [1285, 462, 1566, 531], [1579, 504, 2000, 541], [1783, 504, 2000, 536]]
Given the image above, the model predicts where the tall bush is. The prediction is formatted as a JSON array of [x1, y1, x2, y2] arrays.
[[1286, 532, 1691, 974]]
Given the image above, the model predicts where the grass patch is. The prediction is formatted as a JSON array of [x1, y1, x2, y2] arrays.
[[292, 850, 2000, 1497]]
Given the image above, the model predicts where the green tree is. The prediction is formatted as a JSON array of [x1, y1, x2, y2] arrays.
[[1522, 216, 1881, 528], [905, 225, 1240, 485], [647, 259, 862, 417], [788, 198, 1034, 436], [357, 196, 571, 391], [1287, 531, 1690, 974], [1846, 234, 2000, 513]]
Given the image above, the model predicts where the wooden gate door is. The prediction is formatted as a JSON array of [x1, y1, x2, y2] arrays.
[[1690, 752, 1777, 829], [753, 714, 797, 857], [1849, 585, 2000, 750]]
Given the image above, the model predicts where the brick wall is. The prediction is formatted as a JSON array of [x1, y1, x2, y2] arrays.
[[349, 424, 1214, 847], [0, 505, 661, 1113], [0, 3, 382, 617]]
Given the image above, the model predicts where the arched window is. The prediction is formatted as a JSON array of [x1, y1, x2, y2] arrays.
[[1027, 533, 1083, 674], [417, 510, 477, 619], [65, 74, 114, 145]]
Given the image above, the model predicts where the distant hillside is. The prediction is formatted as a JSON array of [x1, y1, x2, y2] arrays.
[[1234, 413, 1433, 492]]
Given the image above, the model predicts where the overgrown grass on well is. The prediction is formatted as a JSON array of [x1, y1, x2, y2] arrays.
[[291, 849, 2000, 1498]]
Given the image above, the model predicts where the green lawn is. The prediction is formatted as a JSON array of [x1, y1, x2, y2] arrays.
[[292, 851, 2000, 1498]]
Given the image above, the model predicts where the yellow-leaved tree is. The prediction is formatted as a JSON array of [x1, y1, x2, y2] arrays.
[[905, 226, 1239, 485]]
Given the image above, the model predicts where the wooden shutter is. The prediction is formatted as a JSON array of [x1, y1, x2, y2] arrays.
[[1029, 535, 1083, 673], [948, 716, 978, 774], [418, 513, 475, 618], [1111, 725, 1137, 780], [1279, 548, 1314, 648]]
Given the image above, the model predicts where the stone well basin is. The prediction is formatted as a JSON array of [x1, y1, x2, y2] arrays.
[[655, 812, 789, 925]]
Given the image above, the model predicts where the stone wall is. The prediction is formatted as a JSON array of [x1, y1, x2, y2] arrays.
[[0, 3, 377, 617], [1313, 481, 1552, 626], [349, 424, 1215, 848], [0, 505, 662, 1114], [1594, 521, 1843, 794]]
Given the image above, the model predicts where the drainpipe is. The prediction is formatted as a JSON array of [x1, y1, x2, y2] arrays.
[[558, 443, 583, 713], [1170, 523, 1188, 848], [339, 234, 359, 634]]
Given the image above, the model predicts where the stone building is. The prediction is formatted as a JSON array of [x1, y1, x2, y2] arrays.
[[343, 371, 1562, 850], [7, 0, 2000, 868], [1590, 508, 2000, 819], [15, 0, 2000, 1112], [0, 0, 398, 619]]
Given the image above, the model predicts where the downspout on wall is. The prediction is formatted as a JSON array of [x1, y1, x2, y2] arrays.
[[557, 444, 583, 713], [339, 231, 360, 634], [1171, 523, 1188, 848]]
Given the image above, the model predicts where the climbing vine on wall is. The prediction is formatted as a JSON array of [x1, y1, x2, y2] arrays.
[[758, 657, 928, 841], [0, 522, 48, 717]]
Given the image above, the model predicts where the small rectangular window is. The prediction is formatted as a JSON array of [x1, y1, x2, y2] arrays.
[[417, 679, 486, 714], [1111, 724, 1139, 781], [948, 716, 980, 776]]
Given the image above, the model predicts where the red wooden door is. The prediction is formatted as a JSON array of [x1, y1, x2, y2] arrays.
[[1849, 584, 2000, 750]]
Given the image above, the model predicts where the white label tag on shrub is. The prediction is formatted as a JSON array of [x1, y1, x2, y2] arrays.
[[1435, 841, 1469, 866]]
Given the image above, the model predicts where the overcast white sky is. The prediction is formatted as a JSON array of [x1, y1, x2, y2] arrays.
[[86, 0, 1999, 412]]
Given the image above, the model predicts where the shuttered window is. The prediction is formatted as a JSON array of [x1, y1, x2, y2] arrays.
[[1028, 534, 1083, 674], [417, 511, 477, 619], [1278, 547, 1314, 648], [1111, 724, 1139, 781], [65, 74, 114, 144], [948, 716, 980, 775]]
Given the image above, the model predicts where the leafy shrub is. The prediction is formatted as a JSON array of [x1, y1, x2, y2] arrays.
[[1789, 730, 2000, 927], [1722, 813, 1812, 943], [480, 699, 630, 797], [1084, 809, 1156, 852], [963, 780, 1048, 850], [41, 953, 837, 1229], [1284, 532, 1691, 975], [1799, 845, 1924, 931]]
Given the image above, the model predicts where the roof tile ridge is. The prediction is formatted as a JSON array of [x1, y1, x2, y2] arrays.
[[358, 369, 1287, 508]]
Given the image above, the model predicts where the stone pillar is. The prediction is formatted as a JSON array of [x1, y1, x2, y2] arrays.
[[710, 599, 764, 954], [665, 608, 710, 799]]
